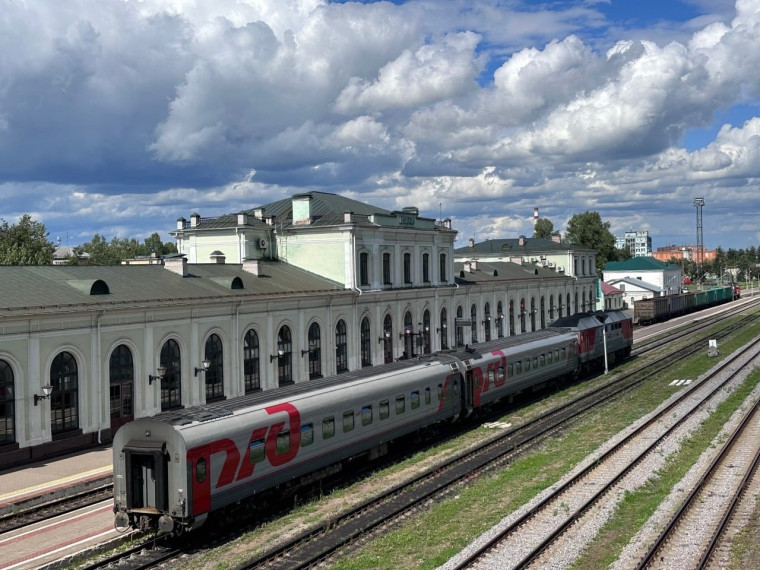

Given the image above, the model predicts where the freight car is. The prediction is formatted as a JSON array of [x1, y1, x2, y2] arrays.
[[633, 285, 734, 325], [113, 311, 632, 535]]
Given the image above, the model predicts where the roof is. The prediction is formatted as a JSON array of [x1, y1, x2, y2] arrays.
[[604, 257, 679, 271], [605, 276, 661, 293], [453, 260, 569, 284], [454, 237, 592, 256], [601, 281, 623, 295], [0, 262, 347, 314]]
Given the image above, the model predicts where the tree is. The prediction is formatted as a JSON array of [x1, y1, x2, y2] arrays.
[[533, 218, 554, 239], [75, 232, 177, 265], [0, 214, 56, 265], [564, 211, 617, 272]]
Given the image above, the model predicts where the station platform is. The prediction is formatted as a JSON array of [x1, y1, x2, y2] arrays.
[[0, 446, 113, 516]]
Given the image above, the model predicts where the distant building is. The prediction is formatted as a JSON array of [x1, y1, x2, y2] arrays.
[[652, 245, 716, 263], [615, 230, 652, 257], [599, 281, 625, 310]]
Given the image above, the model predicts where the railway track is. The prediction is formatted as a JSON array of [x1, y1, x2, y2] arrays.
[[447, 336, 760, 569], [636, 385, 760, 568], [60, 303, 760, 570]]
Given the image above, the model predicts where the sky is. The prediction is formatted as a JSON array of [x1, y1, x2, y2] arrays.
[[1, 0, 759, 252]]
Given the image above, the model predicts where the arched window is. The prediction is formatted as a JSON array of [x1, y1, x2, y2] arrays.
[[383, 315, 393, 364], [509, 300, 515, 336], [574, 292, 579, 315], [243, 330, 260, 392], [439, 308, 449, 350], [540, 297, 546, 329], [160, 339, 182, 410], [336, 320, 348, 373], [567, 293, 571, 316], [549, 295, 555, 320], [520, 298, 526, 333], [470, 304, 478, 343], [360, 318, 372, 367], [530, 298, 536, 331], [204, 334, 224, 401], [109, 345, 133, 432], [496, 301, 504, 338], [456, 305, 464, 347], [50, 352, 78, 434], [582, 290, 587, 312], [0, 360, 15, 445], [307, 323, 322, 379], [403, 311, 414, 357], [422, 310, 431, 354], [483, 302, 491, 342], [277, 326, 293, 386]]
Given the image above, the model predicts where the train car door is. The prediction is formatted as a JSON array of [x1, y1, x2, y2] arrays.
[[122, 440, 168, 514], [187, 446, 211, 516]]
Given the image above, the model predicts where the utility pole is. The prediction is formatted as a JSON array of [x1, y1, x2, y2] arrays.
[[694, 197, 704, 287]]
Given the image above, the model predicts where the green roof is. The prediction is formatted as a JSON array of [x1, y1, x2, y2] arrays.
[[604, 257, 679, 271]]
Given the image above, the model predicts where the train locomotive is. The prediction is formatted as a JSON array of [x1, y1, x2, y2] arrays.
[[112, 310, 633, 535]]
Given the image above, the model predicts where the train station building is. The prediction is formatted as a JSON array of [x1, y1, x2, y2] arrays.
[[0, 191, 598, 468]]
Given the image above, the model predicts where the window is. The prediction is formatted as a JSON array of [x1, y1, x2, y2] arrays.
[[456, 306, 464, 347], [50, 351, 79, 434], [250, 439, 265, 463], [0, 360, 15, 444], [109, 345, 133, 424], [496, 301, 504, 338], [403, 252, 412, 284], [360, 317, 372, 368], [470, 304, 478, 343], [343, 411, 355, 432], [204, 333, 224, 401], [383, 315, 393, 364], [411, 391, 420, 409], [395, 395, 406, 415], [322, 417, 335, 439], [243, 330, 260, 392], [276, 430, 290, 456], [307, 323, 322, 379], [277, 326, 293, 386], [362, 406, 373, 426], [437, 384, 443, 401], [439, 253, 447, 282], [403, 311, 414, 357], [422, 253, 430, 282], [425, 387, 431, 405], [383, 252, 391, 284], [336, 320, 348, 373], [520, 298, 526, 333], [359, 252, 369, 286], [509, 300, 515, 336], [380, 400, 390, 420], [439, 307, 448, 350], [160, 339, 181, 410], [484, 302, 491, 342], [422, 309, 431, 354], [301, 424, 314, 447]]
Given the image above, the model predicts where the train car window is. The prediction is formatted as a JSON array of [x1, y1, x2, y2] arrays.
[[547, 351, 553, 364], [322, 417, 335, 439], [301, 424, 314, 447], [497, 363, 506, 383], [411, 391, 420, 409], [515, 361, 522, 374], [508, 363, 514, 377], [437, 384, 443, 401], [380, 400, 390, 420], [343, 411, 355, 432], [250, 439, 265, 464], [396, 395, 406, 415], [196, 458, 207, 483], [555, 349, 560, 360], [534, 356, 539, 368], [361, 406, 373, 426], [488, 368, 495, 384], [525, 359, 530, 371], [425, 387, 431, 404], [276, 430, 290, 456], [561, 348, 566, 359]]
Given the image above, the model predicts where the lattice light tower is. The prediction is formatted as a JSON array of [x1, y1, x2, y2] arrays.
[[694, 197, 705, 281]]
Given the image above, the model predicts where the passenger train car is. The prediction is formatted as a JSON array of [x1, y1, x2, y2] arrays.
[[113, 310, 633, 535]]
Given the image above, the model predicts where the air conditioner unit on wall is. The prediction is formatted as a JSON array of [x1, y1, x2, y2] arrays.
[[258, 238, 267, 249]]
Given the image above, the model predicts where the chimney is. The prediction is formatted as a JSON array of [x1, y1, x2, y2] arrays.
[[176, 217, 187, 230], [292, 194, 312, 225], [468, 237, 475, 248], [534, 207, 539, 220], [266, 216, 276, 226], [443, 218, 452, 229], [243, 259, 261, 276], [552, 232, 561, 243], [237, 212, 248, 225], [164, 256, 188, 277], [253, 207, 265, 220], [210, 251, 225, 264], [471, 259, 478, 271], [344, 211, 353, 223], [464, 261, 471, 273], [519, 235, 526, 247]]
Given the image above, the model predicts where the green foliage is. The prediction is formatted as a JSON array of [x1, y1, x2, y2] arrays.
[[533, 217, 554, 239], [0, 214, 56, 265], [75, 232, 177, 265], [564, 211, 617, 272]]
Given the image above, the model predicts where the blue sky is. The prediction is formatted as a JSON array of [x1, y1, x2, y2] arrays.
[[0, 0, 758, 252]]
